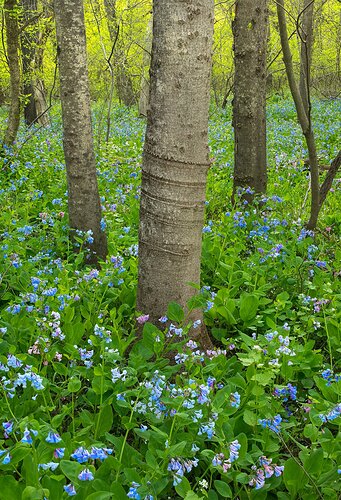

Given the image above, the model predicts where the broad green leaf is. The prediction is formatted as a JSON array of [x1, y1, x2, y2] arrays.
[[239, 294, 259, 322], [87, 493, 112, 500], [167, 302, 184, 323], [67, 377, 81, 393], [213, 480, 232, 498], [283, 458, 308, 497]]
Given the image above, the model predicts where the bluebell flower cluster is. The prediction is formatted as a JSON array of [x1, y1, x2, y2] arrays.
[[318, 404, 341, 423], [273, 383, 297, 402], [167, 457, 199, 485], [321, 369, 341, 386], [212, 440, 241, 472], [249, 456, 284, 489], [258, 414, 282, 433]]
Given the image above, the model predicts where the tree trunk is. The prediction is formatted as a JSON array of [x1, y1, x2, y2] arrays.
[[232, 0, 268, 200], [21, 0, 38, 126], [137, 0, 214, 346], [103, 0, 135, 107], [277, 0, 319, 230], [54, 0, 107, 262], [21, 0, 51, 127], [138, 15, 152, 117], [299, 0, 314, 116], [319, 150, 341, 209], [3, 0, 21, 146]]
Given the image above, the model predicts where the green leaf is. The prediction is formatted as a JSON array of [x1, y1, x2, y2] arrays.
[[184, 492, 202, 500], [251, 371, 273, 386], [110, 482, 128, 497], [302, 448, 324, 475], [0, 475, 22, 500], [243, 409, 258, 426], [283, 458, 308, 497], [208, 490, 218, 500], [216, 305, 237, 325], [175, 477, 191, 498], [87, 493, 112, 500], [213, 480, 232, 498], [95, 405, 113, 437], [22, 486, 45, 500], [168, 441, 188, 457], [60, 460, 82, 482], [167, 302, 184, 323], [67, 377, 81, 393], [239, 294, 259, 322]]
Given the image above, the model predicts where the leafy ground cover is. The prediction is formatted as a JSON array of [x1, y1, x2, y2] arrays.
[[0, 98, 340, 499]]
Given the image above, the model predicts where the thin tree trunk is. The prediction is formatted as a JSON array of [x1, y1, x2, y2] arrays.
[[137, 0, 214, 347], [21, 0, 38, 125], [319, 150, 341, 209], [277, 0, 319, 230], [54, 0, 107, 262], [3, 0, 21, 146], [232, 0, 268, 201], [138, 15, 152, 117], [299, 0, 314, 116], [103, 0, 135, 107]]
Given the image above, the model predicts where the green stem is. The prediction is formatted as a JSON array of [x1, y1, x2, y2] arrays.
[[323, 310, 333, 370], [94, 344, 105, 440], [115, 407, 135, 481]]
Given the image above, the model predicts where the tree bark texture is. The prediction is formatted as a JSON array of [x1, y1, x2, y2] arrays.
[[138, 15, 152, 117], [21, 0, 50, 127], [54, 0, 107, 262], [319, 150, 341, 209], [232, 0, 268, 199], [137, 0, 214, 338], [21, 0, 38, 125], [277, 0, 319, 230], [3, 0, 21, 146], [299, 0, 314, 117], [104, 0, 135, 107]]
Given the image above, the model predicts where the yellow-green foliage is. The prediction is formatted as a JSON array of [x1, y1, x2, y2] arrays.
[[0, 0, 339, 104]]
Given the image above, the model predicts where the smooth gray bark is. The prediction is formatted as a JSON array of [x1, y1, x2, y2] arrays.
[[137, 0, 214, 345], [232, 0, 268, 200], [3, 0, 21, 146], [54, 0, 107, 262]]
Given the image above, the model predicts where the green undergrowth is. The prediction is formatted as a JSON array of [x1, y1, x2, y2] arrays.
[[0, 98, 340, 499]]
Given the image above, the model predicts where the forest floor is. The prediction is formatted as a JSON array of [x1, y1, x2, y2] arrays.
[[0, 97, 340, 499]]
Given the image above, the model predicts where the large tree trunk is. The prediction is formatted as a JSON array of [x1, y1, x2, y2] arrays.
[[137, 0, 214, 347], [54, 0, 107, 262], [103, 0, 135, 107], [232, 0, 268, 200], [3, 0, 21, 146], [299, 0, 314, 116]]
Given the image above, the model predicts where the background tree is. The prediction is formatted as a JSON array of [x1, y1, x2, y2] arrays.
[[277, 0, 319, 229], [103, 0, 135, 106], [138, 14, 152, 117], [299, 0, 314, 114], [21, 0, 39, 125], [20, 0, 52, 127], [3, 0, 20, 146], [137, 0, 214, 345], [54, 0, 107, 261], [232, 0, 269, 201]]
